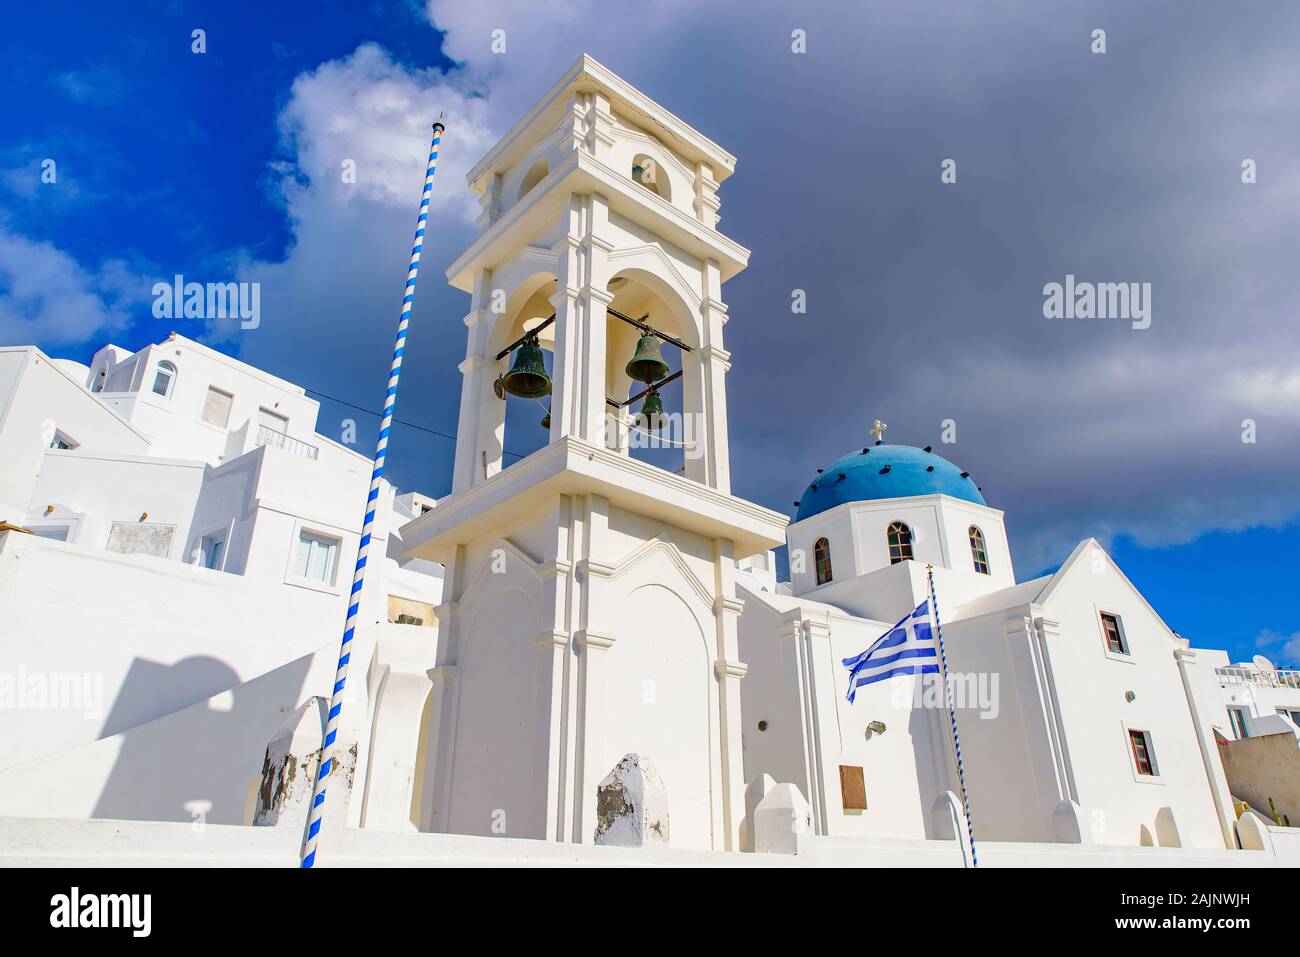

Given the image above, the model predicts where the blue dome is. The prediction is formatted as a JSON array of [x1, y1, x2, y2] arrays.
[[794, 444, 985, 522]]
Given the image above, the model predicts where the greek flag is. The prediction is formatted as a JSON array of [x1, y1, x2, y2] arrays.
[[842, 600, 939, 703]]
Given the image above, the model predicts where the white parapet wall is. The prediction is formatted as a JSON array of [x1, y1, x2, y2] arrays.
[[1, 816, 1296, 868]]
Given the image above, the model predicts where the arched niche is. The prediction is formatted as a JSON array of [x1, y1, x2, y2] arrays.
[[602, 267, 705, 477], [602, 582, 713, 849], [517, 159, 548, 202], [445, 584, 549, 839], [480, 273, 560, 471]]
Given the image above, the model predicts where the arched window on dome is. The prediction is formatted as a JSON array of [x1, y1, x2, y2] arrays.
[[887, 522, 913, 564], [813, 537, 833, 585], [969, 525, 990, 575]]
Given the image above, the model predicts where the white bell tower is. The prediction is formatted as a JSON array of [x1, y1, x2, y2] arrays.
[[403, 55, 787, 851]]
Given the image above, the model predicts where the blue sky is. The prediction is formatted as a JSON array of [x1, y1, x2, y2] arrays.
[[2, 1, 1297, 665]]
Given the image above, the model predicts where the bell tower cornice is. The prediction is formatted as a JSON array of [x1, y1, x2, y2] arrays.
[[466, 53, 737, 195]]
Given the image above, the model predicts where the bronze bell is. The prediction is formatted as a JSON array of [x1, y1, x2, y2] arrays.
[[540, 409, 550, 430], [501, 334, 551, 398], [637, 390, 665, 431], [625, 331, 670, 384]]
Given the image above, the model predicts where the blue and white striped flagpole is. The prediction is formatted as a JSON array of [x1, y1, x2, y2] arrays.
[[926, 564, 979, 868], [300, 119, 447, 869]]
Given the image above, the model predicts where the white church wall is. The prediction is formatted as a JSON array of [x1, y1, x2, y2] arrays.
[[735, 590, 813, 801], [804, 557, 926, 625], [602, 212, 704, 304], [604, 504, 716, 594], [598, 556, 718, 850], [788, 495, 1012, 604], [736, 587, 938, 841], [606, 113, 698, 220], [822, 616, 942, 840], [938, 608, 1065, 844], [440, 570, 550, 841], [934, 498, 1015, 589], [1039, 556, 1227, 849]]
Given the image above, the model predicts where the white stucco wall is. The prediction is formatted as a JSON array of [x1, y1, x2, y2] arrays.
[[1033, 553, 1227, 849], [90, 336, 324, 465], [0, 530, 390, 770], [0, 347, 151, 522], [787, 494, 1013, 603]]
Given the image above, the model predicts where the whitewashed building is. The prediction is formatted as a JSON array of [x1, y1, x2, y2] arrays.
[[0, 55, 1296, 867], [0, 335, 442, 791]]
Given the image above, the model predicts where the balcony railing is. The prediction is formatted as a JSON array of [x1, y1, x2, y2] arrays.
[[255, 424, 319, 460], [1216, 666, 1300, 690]]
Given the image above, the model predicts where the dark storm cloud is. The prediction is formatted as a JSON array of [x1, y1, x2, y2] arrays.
[[233, 1, 1300, 573]]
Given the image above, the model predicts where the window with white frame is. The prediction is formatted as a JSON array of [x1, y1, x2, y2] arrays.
[[1100, 611, 1128, 655], [887, 521, 913, 564], [294, 531, 339, 585], [152, 360, 177, 397], [1128, 728, 1158, 776]]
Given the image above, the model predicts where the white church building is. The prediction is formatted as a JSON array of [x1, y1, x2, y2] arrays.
[[0, 54, 1297, 867]]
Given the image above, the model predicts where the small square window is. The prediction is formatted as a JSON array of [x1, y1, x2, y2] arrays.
[[1100, 612, 1127, 655], [1129, 728, 1157, 776], [295, 531, 339, 585]]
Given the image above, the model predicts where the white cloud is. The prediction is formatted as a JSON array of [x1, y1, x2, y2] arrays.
[[1256, 629, 1300, 668], [424, 0, 593, 71], [227, 44, 499, 401], [0, 227, 141, 346], [271, 43, 494, 220]]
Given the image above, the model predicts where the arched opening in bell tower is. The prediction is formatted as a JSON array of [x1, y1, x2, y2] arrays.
[[603, 269, 701, 480], [488, 274, 558, 473]]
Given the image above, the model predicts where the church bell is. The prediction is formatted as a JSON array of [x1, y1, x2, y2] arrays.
[[625, 331, 670, 384], [637, 390, 665, 431], [501, 334, 551, 399], [540, 408, 550, 431]]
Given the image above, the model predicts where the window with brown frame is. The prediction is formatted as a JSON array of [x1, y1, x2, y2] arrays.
[[814, 537, 833, 585], [1128, 728, 1156, 775], [968, 525, 989, 574], [1100, 611, 1127, 654], [887, 522, 913, 564]]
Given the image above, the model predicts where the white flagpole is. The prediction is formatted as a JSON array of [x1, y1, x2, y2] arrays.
[[926, 563, 979, 868]]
